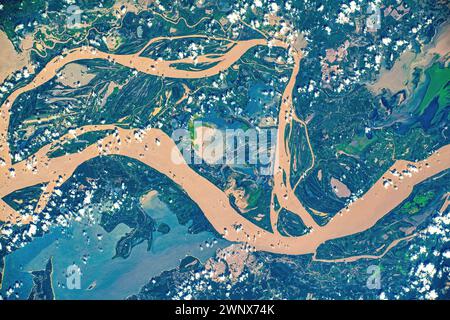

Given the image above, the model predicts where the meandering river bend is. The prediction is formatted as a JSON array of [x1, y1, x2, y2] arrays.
[[1, 35, 449, 259]]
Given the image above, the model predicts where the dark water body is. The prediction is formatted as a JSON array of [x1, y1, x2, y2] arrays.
[[419, 96, 439, 130]]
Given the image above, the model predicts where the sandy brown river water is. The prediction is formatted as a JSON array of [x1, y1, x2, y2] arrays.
[[0, 35, 449, 259]]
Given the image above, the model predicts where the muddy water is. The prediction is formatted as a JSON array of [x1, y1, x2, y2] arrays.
[[0, 31, 33, 84], [1, 35, 449, 259], [367, 23, 450, 95], [330, 177, 351, 198], [0, 36, 280, 167], [3, 124, 448, 256]]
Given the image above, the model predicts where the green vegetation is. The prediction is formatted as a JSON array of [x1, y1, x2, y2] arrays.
[[0, 0, 45, 47], [188, 116, 199, 141], [2, 183, 44, 212], [179, 256, 201, 272], [336, 134, 378, 156], [418, 63, 450, 115], [277, 209, 308, 237], [399, 191, 435, 215], [246, 188, 262, 209], [157, 223, 171, 234], [47, 130, 113, 158], [0, 257, 4, 290], [28, 258, 54, 300]]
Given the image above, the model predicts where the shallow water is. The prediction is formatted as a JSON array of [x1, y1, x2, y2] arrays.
[[1, 195, 225, 299]]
